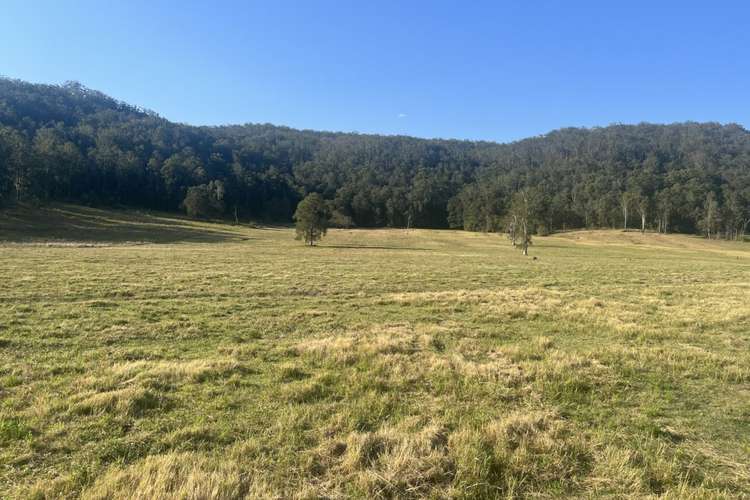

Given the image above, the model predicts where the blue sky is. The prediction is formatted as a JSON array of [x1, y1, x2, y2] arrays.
[[2, 1, 749, 142]]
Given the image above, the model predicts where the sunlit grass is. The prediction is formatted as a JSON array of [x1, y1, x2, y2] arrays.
[[1, 204, 749, 498]]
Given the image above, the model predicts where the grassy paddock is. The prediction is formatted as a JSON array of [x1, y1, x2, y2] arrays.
[[1, 205, 749, 498]]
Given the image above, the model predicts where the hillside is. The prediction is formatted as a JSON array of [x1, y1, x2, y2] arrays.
[[1, 206, 749, 497], [0, 203, 249, 244], [0, 77, 749, 237]]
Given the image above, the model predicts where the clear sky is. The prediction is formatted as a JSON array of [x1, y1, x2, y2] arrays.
[[2, 1, 749, 142]]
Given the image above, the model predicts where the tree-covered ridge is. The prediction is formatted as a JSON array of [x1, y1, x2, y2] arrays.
[[456, 123, 750, 238], [0, 77, 748, 238]]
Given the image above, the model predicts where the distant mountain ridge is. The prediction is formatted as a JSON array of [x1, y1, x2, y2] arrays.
[[0, 77, 748, 237]]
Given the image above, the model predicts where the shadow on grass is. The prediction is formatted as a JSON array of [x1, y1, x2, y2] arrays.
[[0, 204, 247, 244], [322, 244, 433, 251], [532, 243, 574, 249]]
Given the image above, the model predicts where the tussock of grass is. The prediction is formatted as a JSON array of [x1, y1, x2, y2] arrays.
[[430, 353, 526, 384], [108, 358, 247, 384], [295, 323, 437, 365], [282, 379, 331, 404], [448, 410, 590, 498], [79, 452, 256, 500], [71, 386, 162, 417], [67, 358, 247, 419], [277, 363, 309, 382], [337, 423, 453, 497], [0, 418, 33, 444]]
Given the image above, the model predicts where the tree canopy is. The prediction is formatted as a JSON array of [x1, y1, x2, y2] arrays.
[[294, 193, 329, 245], [0, 77, 748, 239]]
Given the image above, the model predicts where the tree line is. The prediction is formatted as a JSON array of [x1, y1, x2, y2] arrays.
[[448, 124, 750, 241], [0, 78, 748, 240]]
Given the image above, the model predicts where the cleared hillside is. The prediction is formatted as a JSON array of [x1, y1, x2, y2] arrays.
[[0, 204, 250, 244], [0, 206, 749, 498]]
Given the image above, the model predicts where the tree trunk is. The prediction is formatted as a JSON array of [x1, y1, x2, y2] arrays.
[[641, 213, 646, 233], [14, 173, 22, 202]]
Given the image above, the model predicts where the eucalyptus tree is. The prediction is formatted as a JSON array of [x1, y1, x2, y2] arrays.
[[509, 188, 541, 256], [294, 193, 330, 246]]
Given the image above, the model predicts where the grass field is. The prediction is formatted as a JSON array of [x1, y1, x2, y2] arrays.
[[1, 205, 749, 498]]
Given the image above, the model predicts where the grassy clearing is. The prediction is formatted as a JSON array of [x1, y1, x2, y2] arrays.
[[1, 204, 749, 498]]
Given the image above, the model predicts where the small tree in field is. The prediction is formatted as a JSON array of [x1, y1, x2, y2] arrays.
[[294, 193, 330, 246], [508, 188, 539, 256]]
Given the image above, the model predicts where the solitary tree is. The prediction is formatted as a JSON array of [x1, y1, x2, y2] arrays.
[[509, 188, 539, 256], [294, 193, 330, 246]]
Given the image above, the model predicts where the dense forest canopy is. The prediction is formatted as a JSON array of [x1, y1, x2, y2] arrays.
[[0, 77, 748, 238]]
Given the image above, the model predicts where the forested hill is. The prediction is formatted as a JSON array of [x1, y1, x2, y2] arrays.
[[0, 77, 748, 237]]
